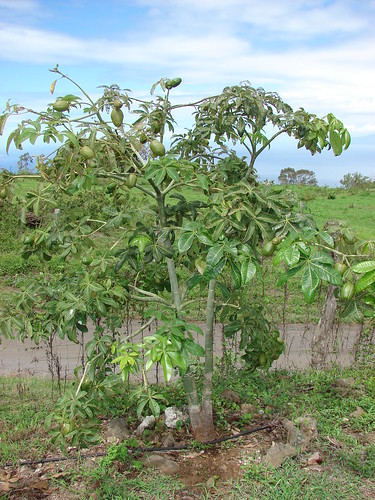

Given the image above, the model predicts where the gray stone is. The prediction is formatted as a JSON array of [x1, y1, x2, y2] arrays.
[[206, 476, 217, 489], [135, 415, 156, 436], [282, 417, 317, 451], [141, 454, 179, 474], [106, 417, 130, 440], [220, 389, 240, 404], [336, 377, 356, 388], [162, 432, 176, 448], [350, 407, 367, 418], [240, 403, 257, 416], [164, 406, 189, 429], [263, 442, 297, 468]]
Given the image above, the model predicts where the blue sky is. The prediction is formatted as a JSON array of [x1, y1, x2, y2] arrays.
[[1, 0, 374, 185]]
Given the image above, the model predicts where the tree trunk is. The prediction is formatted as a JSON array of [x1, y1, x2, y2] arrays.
[[311, 285, 337, 369], [182, 278, 217, 442]]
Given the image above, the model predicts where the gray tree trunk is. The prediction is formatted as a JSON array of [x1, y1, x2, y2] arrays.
[[311, 285, 337, 369]]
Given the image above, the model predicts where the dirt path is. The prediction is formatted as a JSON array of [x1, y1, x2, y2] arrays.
[[0, 322, 361, 381]]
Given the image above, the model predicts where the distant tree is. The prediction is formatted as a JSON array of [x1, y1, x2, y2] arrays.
[[278, 167, 317, 186], [17, 153, 34, 174], [295, 169, 317, 186], [278, 167, 297, 184], [340, 172, 373, 190]]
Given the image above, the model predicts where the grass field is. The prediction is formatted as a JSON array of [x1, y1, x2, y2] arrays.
[[1, 366, 374, 498]]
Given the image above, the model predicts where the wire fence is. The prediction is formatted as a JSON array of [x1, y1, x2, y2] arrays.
[[0, 318, 365, 385]]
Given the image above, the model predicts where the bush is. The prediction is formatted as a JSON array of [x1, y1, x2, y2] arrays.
[[0, 253, 41, 276]]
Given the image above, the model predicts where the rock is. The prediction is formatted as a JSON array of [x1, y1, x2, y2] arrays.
[[141, 454, 179, 474], [240, 403, 257, 416], [106, 417, 130, 440], [164, 406, 189, 429], [220, 389, 240, 404], [336, 377, 356, 388], [282, 417, 317, 451], [206, 476, 217, 489], [350, 407, 367, 418], [307, 451, 323, 465], [135, 415, 156, 436], [263, 442, 297, 468], [162, 432, 176, 448]]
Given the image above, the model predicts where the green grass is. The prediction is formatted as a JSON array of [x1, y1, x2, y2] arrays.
[[1, 367, 374, 498], [0, 377, 62, 464]]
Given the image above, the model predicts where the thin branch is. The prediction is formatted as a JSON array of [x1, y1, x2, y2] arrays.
[[123, 316, 156, 341]]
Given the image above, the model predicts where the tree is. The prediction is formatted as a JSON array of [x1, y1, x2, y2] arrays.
[[340, 172, 373, 190], [278, 167, 297, 184], [295, 169, 317, 186], [17, 152, 34, 174], [278, 167, 317, 185], [0, 68, 354, 444]]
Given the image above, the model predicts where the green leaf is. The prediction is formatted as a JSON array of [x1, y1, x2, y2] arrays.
[[240, 259, 256, 285], [301, 266, 319, 303], [0, 112, 10, 136], [230, 260, 241, 289], [165, 167, 180, 182], [355, 269, 375, 293], [312, 262, 342, 285], [178, 232, 195, 253], [285, 245, 301, 267], [310, 251, 334, 265], [161, 354, 173, 382], [206, 244, 224, 267], [184, 339, 205, 356], [318, 231, 334, 248], [330, 129, 343, 156], [196, 173, 209, 191], [187, 272, 202, 290], [352, 261, 375, 274]]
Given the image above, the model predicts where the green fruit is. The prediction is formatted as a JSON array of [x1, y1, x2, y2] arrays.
[[53, 99, 69, 112], [113, 99, 123, 109], [80, 146, 95, 159], [334, 262, 347, 275], [272, 236, 282, 246], [61, 421, 75, 435], [139, 133, 148, 144], [340, 282, 355, 301], [151, 122, 161, 134], [170, 77, 182, 88], [262, 241, 275, 257], [165, 77, 182, 89], [111, 107, 124, 128], [150, 139, 165, 157], [106, 182, 117, 193], [276, 337, 284, 345], [126, 173, 137, 189], [0, 189, 6, 200], [343, 229, 357, 245], [80, 376, 91, 391], [81, 255, 93, 265], [258, 352, 267, 367]]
